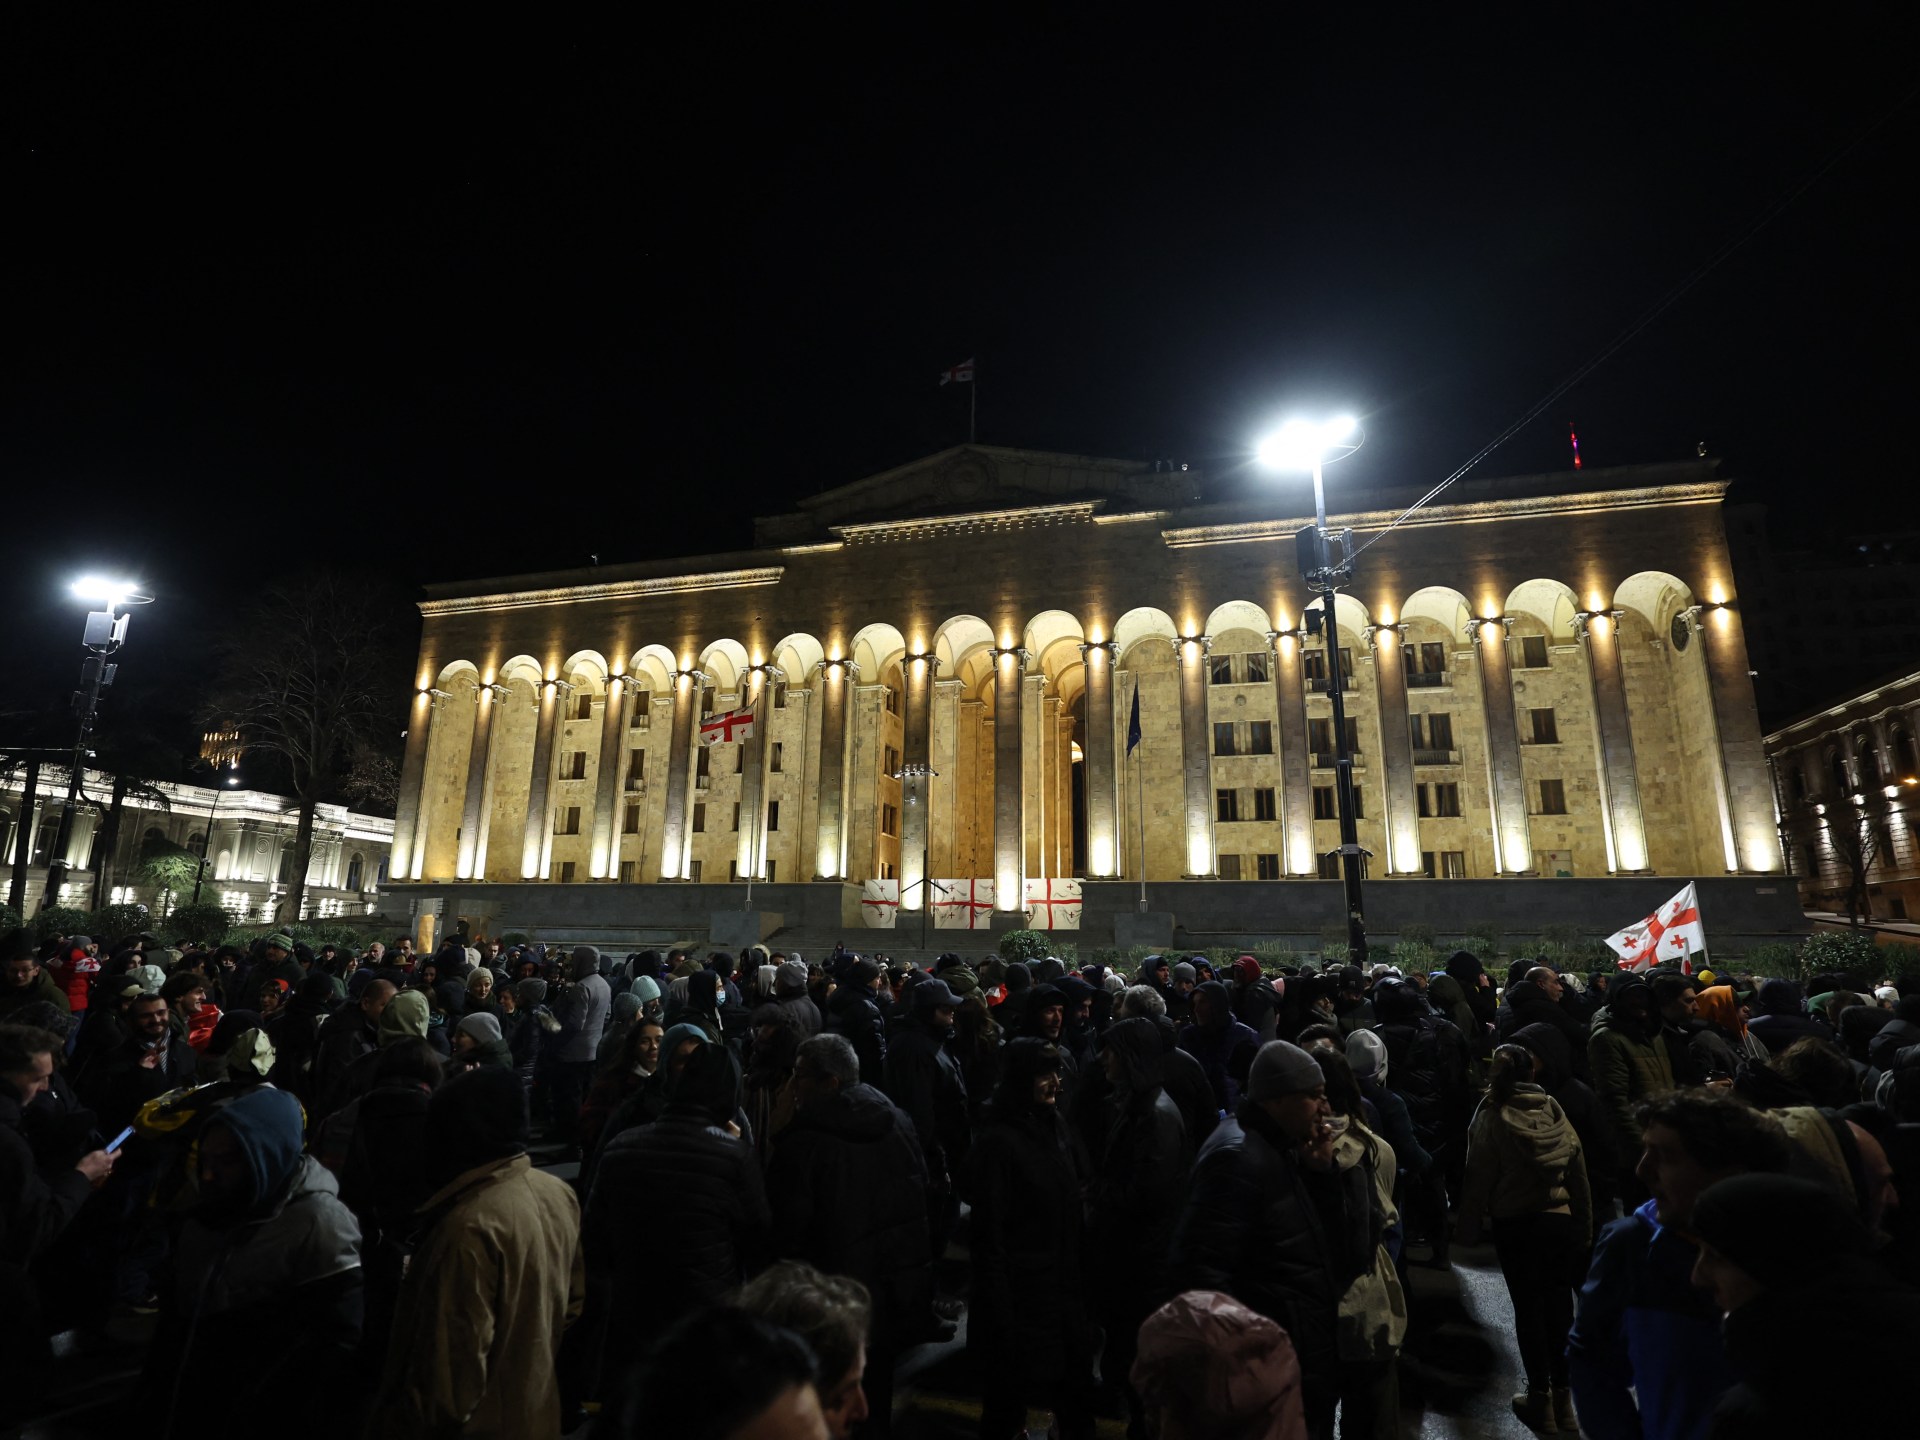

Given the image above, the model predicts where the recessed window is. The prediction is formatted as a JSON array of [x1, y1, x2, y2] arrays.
[[689, 860, 703, 882], [556, 806, 582, 835], [1317, 852, 1340, 878], [1245, 652, 1270, 684], [1248, 721, 1274, 755], [692, 804, 706, 833], [1528, 708, 1559, 745], [766, 802, 780, 831], [631, 692, 650, 723], [575, 694, 594, 720], [1256, 852, 1281, 879], [1517, 635, 1551, 669], [1536, 779, 1568, 815], [1313, 785, 1337, 820], [559, 860, 578, 882], [732, 803, 741, 831], [770, 742, 783, 774], [566, 751, 588, 780], [623, 804, 641, 835], [1218, 852, 1243, 879], [773, 683, 788, 709], [1254, 787, 1278, 821], [881, 803, 898, 836], [619, 860, 636, 883], [1213, 722, 1238, 757], [1210, 656, 1235, 685], [1216, 789, 1241, 822]]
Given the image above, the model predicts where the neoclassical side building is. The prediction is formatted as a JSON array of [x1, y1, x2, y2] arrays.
[[388, 446, 1790, 948]]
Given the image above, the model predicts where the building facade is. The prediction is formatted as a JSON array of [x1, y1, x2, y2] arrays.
[[0, 766, 395, 924], [386, 447, 1787, 946], [1766, 670, 1920, 921]]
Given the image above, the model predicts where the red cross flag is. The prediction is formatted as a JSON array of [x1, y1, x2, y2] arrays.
[[933, 878, 996, 930], [938, 357, 975, 386], [1605, 882, 1707, 974], [1024, 876, 1083, 930], [861, 879, 899, 929], [699, 708, 754, 746]]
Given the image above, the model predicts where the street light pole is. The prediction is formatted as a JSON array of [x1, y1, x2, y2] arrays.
[[192, 774, 241, 906], [42, 578, 150, 913], [1258, 419, 1367, 966]]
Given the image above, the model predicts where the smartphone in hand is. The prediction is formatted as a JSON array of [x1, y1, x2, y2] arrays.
[[107, 1126, 136, 1153]]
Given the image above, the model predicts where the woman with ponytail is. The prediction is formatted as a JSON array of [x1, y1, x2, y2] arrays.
[[1458, 1043, 1591, 1434]]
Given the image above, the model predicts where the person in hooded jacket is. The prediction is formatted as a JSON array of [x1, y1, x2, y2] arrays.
[[1690, 984, 1766, 1078], [585, 1042, 768, 1364], [1868, 993, 1920, 1070], [884, 977, 972, 1270], [1138, 954, 1175, 1010], [550, 945, 613, 1145], [1495, 968, 1590, 1075], [1442, 950, 1497, 1052], [1229, 956, 1280, 1043], [145, 1086, 363, 1440], [767, 1033, 932, 1435], [264, 973, 335, 1109], [1370, 979, 1470, 1262], [824, 958, 889, 1086], [967, 1038, 1096, 1440], [1089, 1018, 1189, 1437], [1178, 979, 1262, 1116], [1457, 1043, 1593, 1433], [1343, 1028, 1431, 1227], [1511, 1020, 1615, 1217], [451, 1011, 513, 1072], [1744, 978, 1832, 1056], [1588, 978, 1675, 1207]]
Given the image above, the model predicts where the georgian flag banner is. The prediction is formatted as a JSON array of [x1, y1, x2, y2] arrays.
[[938, 357, 975, 385], [1024, 876, 1083, 930], [860, 879, 899, 929], [1605, 882, 1707, 974], [934, 878, 996, 930], [699, 708, 754, 746]]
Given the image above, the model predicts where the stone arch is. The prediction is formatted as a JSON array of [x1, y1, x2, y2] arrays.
[[481, 656, 546, 882], [1855, 728, 1885, 790], [628, 644, 679, 695], [435, 659, 480, 688], [1024, 609, 1087, 704], [696, 639, 752, 696], [1614, 571, 1698, 638], [1114, 606, 1179, 666], [1505, 578, 1582, 643], [496, 654, 544, 688], [1204, 600, 1274, 639], [1892, 722, 1920, 782], [849, 623, 908, 678], [1303, 592, 1372, 646], [769, 632, 826, 682], [1399, 586, 1475, 643], [932, 615, 995, 675]]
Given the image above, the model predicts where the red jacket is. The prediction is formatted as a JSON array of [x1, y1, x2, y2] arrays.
[[53, 946, 99, 1013]]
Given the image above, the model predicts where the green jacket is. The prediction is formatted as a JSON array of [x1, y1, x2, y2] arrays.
[[1587, 1007, 1675, 1165], [0, 966, 72, 1020], [1457, 1086, 1592, 1248]]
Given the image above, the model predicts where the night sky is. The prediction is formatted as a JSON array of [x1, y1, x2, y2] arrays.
[[6, 10, 1917, 764]]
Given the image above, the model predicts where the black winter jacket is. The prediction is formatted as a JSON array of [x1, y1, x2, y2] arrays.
[[1496, 981, 1592, 1078], [585, 1104, 769, 1350], [824, 985, 889, 1086], [312, 1006, 378, 1122], [1169, 1098, 1382, 1383], [884, 1019, 970, 1188], [1371, 1007, 1471, 1152], [765, 1083, 931, 1330], [0, 1092, 93, 1266]]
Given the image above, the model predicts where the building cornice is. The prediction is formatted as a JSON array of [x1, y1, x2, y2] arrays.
[[418, 566, 786, 618], [1160, 481, 1729, 550], [830, 501, 1101, 545]]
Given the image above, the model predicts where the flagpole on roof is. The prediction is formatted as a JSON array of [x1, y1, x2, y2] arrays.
[[970, 363, 978, 444]]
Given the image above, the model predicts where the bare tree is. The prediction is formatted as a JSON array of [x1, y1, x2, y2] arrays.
[[1823, 792, 1890, 929], [201, 577, 408, 926]]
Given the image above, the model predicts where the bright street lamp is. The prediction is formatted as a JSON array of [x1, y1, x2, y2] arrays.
[[42, 579, 153, 912], [1256, 414, 1369, 965], [192, 770, 244, 906]]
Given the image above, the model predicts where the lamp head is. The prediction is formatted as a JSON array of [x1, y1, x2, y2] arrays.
[[72, 576, 146, 607], [1255, 414, 1363, 471]]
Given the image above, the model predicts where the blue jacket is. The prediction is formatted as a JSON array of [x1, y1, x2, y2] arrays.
[[1567, 1198, 1739, 1440]]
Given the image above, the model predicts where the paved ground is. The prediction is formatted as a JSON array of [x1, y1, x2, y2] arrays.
[[17, 1144, 1552, 1439]]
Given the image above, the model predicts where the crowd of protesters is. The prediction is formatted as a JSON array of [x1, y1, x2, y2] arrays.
[[4, 922, 1919, 1439]]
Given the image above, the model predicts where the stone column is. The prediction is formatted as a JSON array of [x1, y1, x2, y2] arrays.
[[1080, 641, 1118, 876], [1368, 623, 1421, 875], [1177, 635, 1215, 877], [736, 666, 775, 880], [657, 669, 702, 880], [813, 659, 855, 879], [1470, 616, 1533, 874], [520, 681, 563, 880], [587, 676, 633, 879], [992, 647, 1027, 911], [897, 655, 938, 912], [1022, 673, 1049, 879], [456, 684, 504, 880], [1270, 631, 1316, 875], [1696, 603, 1785, 873], [389, 688, 436, 882], [1577, 610, 1652, 873], [1056, 710, 1076, 880], [930, 677, 963, 878]]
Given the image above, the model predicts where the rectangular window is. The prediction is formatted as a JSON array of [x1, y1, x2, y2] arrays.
[[879, 861, 894, 880], [1303, 650, 1326, 683], [692, 804, 706, 833], [1404, 640, 1449, 684], [1248, 720, 1274, 755], [1254, 787, 1278, 821], [773, 683, 788, 709], [1528, 708, 1559, 744], [1218, 852, 1243, 879], [885, 688, 899, 715], [689, 859, 703, 882], [732, 802, 741, 831], [1535, 848, 1575, 877], [1210, 655, 1235, 685], [730, 860, 740, 880], [575, 694, 593, 720], [1417, 784, 1432, 818], [766, 860, 776, 882], [1422, 849, 1436, 877], [881, 803, 898, 836], [627, 749, 646, 784], [736, 745, 747, 774], [1442, 850, 1466, 878], [1428, 712, 1454, 748], [1409, 713, 1428, 749], [560, 860, 577, 882], [566, 750, 588, 780], [1245, 652, 1270, 684], [1313, 785, 1337, 819], [1537, 778, 1568, 814], [1213, 722, 1238, 756], [770, 742, 783, 773], [1317, 852, 1340, 878], [1309, 718, 1333, 754], [766, 801, 780, 831], [884, 745, 900, 776], [1216, 788, 1241, 822], [1518, 635, 1551, 669], [631, 691, 650, 722], [619, 860, 636, 883], [556, 805, 581, 835], [1256, 852, 1281, 879], [623, 803, 641, 835], [1434, 782, 1461, 817], [702, 688, 716, 714], [696, 749, 711, 780], [1351, 787, 1365, 820]]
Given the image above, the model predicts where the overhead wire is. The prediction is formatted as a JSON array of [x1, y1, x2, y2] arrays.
[[1346, 83, 1920, 561]]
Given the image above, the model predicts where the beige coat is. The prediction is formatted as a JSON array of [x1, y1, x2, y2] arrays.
[[1334, 1123, 1409, 1362], [372, 1154, 586, 1439]]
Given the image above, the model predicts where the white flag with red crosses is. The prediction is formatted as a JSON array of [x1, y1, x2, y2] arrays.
[[1605, 883, 1706, 974]]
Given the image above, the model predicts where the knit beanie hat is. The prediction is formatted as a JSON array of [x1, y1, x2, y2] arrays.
[[1246, 1040, 1325, 1101], [1691, 1172, 1874, 1291], [630, 975, 662, 1004], [457, 1012, 504, 1045], [1345, 1028, 1389, 1082], [516, 977, 548, 1007], [424, 1066, 529, 1192], [775, 959, 810, 995], [1172, 961, 1197, 984]]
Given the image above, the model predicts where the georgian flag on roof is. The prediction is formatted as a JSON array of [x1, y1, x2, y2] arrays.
[[938, 357, 975, 386], [1605, 882, 1707, 974]]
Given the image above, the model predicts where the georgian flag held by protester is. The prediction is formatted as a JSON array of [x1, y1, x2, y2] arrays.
[[1604, 882, 1707, 973]]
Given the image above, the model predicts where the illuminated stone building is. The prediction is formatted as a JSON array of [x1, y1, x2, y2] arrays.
[[387, 446, 1800, 950]]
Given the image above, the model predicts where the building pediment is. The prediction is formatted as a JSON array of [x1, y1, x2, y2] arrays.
[[753, 445, 1198, 545]]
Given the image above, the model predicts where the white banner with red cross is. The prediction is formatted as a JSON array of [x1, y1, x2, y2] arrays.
[[1605, 882, 1707, 974], [1024, 876, 1083, 930], [933, 878, 996, 929], [860, 879, 899, 929], [699, 708, 754, 745]]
